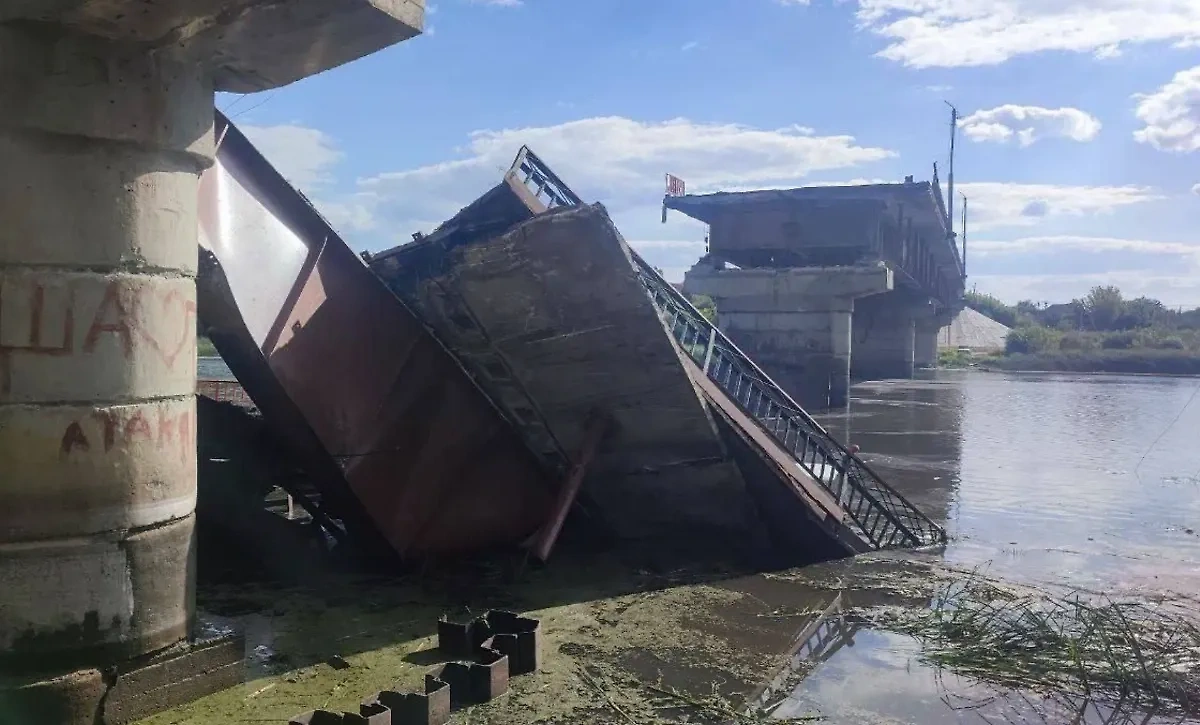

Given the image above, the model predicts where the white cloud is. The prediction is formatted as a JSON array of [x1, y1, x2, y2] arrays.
[[1134, 65, 1200, 152], [960, 105, 1101, 146], [240, 123, 343, 188], [958, 182, 1161, 230], [971, 235, 1200, 258], [972, 272, 1200, 307], [1192, 183, 1200, 195], [349, 116, 895, 247], [846, 0, 1200, 68], [681, 40, 700, 51]]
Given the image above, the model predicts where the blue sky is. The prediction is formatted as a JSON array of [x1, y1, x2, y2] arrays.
[[221, 0, 1200, 307]]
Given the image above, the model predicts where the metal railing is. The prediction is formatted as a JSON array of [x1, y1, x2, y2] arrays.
[[632, 256, 946, 550], [509, 146, 582, 211]]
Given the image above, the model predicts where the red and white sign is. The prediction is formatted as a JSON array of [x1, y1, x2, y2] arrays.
[[665, 173, 686, 197]]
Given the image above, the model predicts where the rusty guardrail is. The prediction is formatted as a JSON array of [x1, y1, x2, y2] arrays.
[[632, 255, 946, 549]]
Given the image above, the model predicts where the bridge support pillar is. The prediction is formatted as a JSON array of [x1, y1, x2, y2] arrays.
[[851, 292, 944, 380], [683, 264, 892, 409], [914, 321, 940, 368], [0, 4, 422, 723], [914, 309, 955, 368]]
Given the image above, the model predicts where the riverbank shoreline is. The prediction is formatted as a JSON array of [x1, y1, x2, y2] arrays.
[[955, 350, 1200, 377], [974, 365, 1200, 379]]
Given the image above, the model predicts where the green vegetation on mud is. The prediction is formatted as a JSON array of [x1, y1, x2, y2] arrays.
[[137, 549, 1200, 725]]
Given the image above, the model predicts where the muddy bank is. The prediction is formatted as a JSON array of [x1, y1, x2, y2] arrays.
[[139, 548, 1200, 724], [137, 553, 937, 725]]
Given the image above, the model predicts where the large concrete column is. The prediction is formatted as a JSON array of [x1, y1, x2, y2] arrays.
[[0, 26, 211, 670], [914, 309, 955, 368], [683, 264, 892, 409], [0, 1, 422, 696], [851, 291, 926, 380], [914, 320, 940, 368]]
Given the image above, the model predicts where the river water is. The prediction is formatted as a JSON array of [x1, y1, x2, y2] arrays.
[[769, 370, 1200, 723], [176, 365, 1200, 724], [827, 370, 1200, 597]]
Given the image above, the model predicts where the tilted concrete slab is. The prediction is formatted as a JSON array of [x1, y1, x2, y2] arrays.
[[372, 204, 770, 553], [3, 0, 423, 92]]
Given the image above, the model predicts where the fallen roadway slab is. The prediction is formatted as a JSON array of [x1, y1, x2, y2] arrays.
[[368, 148, 945, 561], [370, 201, 774, 559]]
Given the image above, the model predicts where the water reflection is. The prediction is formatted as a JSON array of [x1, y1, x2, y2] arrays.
[[729, 582, 1193, 724], [818, 372, 965, 526], [742, 591, 861, 717]]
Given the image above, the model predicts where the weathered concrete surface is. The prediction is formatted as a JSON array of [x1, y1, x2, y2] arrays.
[[683, 263, 892, 408], [0, 27, 206, 670], [376, 204, 769, 556], [0, 669, 107, 725], [102, 633, 245, 724], [1, 0, 424, 92], [852, 291, 928, 381], [915, 309, 955, 368], [0, 0, 423, 717], [665, 180, 965, 310]]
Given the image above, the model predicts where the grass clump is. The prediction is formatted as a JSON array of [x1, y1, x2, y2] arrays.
[[938, 347, 973, 368], [878, 575, 1200, 718]]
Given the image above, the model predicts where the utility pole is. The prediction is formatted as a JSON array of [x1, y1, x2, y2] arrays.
[[945, 101, 958, 233], [960, 193, 968, 278]]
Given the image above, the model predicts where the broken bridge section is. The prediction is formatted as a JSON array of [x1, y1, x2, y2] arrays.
[[196, 115, 555, 561], [370, 202, 769, 556], [370, 148, 946, 560]]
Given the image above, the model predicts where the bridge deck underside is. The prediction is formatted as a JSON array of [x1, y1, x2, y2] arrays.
[[666, 187, 965, 308]]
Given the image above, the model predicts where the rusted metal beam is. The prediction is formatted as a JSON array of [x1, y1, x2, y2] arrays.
[[531, 412, 610, 562]]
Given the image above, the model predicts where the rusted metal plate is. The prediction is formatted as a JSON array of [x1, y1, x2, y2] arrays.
[[196, 113, 553, 559]]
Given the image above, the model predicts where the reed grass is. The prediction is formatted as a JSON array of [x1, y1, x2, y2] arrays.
[[879, 574, 1200, 718]]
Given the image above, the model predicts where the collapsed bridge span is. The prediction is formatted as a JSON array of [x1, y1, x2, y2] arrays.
[[198, 125, 945, 566]]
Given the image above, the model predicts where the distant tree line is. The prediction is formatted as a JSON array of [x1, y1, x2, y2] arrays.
[[965, 286, 1200, 364]]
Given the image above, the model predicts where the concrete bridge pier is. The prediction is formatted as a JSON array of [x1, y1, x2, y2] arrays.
[[0, 2, 422, 722], [915, 309, 956, 368], [851, 293, 950, 379], [683, 264, 892, 409]]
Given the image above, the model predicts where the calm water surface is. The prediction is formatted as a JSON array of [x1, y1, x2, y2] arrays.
[[752, 370, 1200, 723], [837, 370, 1200, 595], [198, 356, 235, 381]]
